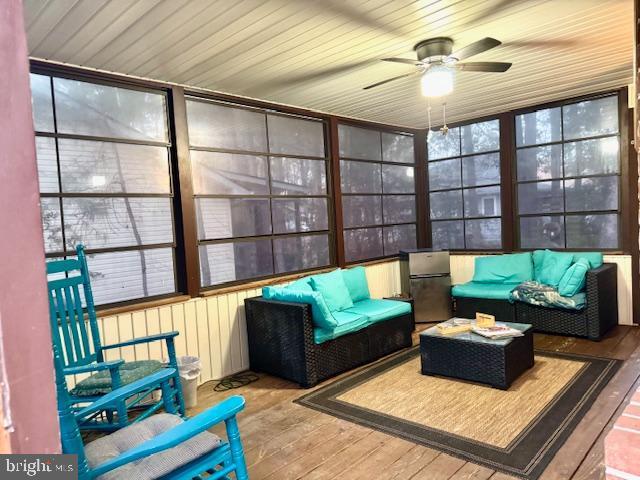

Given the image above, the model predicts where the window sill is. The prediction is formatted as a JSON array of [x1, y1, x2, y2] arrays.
[[96, 294, 191, 318], [199, 257, 402, 297], [199, 268, 336, 297], [346, 256, 402, 267]]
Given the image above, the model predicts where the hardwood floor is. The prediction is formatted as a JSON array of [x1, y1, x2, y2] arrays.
[[190, 325, 640, 480]]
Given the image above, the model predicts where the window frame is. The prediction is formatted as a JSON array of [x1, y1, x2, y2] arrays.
[[31, 65, 182, 309], [30, 61, 635, 313], [511, 91, 624, 252], [337, 121, 418, 265], [426, 117, 503, 252], [184, 94, 336, 291]]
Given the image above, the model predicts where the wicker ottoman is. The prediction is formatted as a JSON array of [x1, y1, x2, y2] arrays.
[[420, 322, 534, 389]]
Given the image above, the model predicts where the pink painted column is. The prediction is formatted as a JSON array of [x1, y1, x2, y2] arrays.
[[0, 0, 60, 453]]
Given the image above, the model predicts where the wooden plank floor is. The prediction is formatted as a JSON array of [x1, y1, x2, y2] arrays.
[[191, 325, 640, 480]]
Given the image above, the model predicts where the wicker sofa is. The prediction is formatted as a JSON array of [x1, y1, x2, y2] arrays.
[[453, 252, 618, 341], [244, 268, 414, 387]]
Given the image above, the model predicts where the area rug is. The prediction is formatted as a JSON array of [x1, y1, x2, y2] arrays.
[[295, 346, 621, 479]]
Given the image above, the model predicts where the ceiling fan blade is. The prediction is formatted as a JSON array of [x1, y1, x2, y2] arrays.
[[363, 72, 418, 90], [451, 37, 502, 61], [502, 39, 578, 48], [253, 59, 378, 93], [295, 0, 409, 37], [463, 0, 520, 26], [456, 61, 512, 72], [381, 57, 422, 66]]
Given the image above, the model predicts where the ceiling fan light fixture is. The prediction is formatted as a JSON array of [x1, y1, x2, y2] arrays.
[[421, 65, 454, 97]]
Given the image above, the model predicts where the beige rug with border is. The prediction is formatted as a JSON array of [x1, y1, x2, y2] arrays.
[[296, 346, 620, 480]]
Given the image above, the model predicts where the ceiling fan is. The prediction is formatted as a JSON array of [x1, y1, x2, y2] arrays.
[[364, 37, 512, 96]]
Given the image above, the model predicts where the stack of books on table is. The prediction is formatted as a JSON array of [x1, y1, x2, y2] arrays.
[[471, 325, 524, 340]]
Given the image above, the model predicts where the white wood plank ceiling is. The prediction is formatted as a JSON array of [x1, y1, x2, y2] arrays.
[[23, 0, 634, 128]]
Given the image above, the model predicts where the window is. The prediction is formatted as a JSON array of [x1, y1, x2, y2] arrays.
[[30, 73, 176, 306], [186, 98, 331, 287], [427, 119, 502, 250], [515, 95, 620, 249], [339, 125, 417, 262]]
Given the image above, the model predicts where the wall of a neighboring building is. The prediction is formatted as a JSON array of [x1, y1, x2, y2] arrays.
[[0, 0, 60, 453]]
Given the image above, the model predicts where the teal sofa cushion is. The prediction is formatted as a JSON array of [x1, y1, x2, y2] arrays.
[[532, 250, 546, 281], [341, 266, 371, 303], [262, 286, 337, 329], [575, 252, 604, 269], [452, 282, 516, 301], [558, 258, 590, 297], [472, 252, 533, 284], [313, 311, 369, 344], [538, 250, 574, 287], [343, 298, 411, 324], [288, 276, 313, 292], [310, 269, 353, 312]]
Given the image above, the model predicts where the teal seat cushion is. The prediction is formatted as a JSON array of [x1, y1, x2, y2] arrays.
[[558, 258, 590, 297], [341, 266, 371, 303], [288, 276, 313, 292], [575, 252, 604, 269], [472, 252, 533, 284], [452, 282, 517, 301], [262, 286, 337, 329], [538, 250, 574, 287], [313, 311, 369, 344], [310, 269, 353, 312], [71, 360, 164, 396], [532, 250, 546, 281], [343, 298, 411, 324]]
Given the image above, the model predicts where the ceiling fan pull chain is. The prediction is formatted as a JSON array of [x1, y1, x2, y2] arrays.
[[426, 98, 435, 143], [440, 103, 449, 136]]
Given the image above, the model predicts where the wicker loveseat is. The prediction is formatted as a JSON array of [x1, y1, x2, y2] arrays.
[[244, 267, 414, 387], [453, 251, 618, 341]]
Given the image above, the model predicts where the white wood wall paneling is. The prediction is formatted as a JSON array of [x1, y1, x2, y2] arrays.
[[63, 257, 631, 388]]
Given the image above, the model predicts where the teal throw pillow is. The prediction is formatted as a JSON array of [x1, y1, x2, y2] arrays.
[[558, 258, 590, 297], [310, 269, 354, 312], [532, 250, 546, 282], [472, 252, 533, 284], [538, 250, 574, 287], [575, 252, 603, 269], [341, 266, 371, 302], [262, 286, 337, 329], [288, 276, 313, 292]]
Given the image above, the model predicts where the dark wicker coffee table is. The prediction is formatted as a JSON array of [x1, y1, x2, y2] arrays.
[[420, 321, 534, 389]]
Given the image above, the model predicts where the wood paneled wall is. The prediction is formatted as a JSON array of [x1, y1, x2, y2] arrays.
[[76, 255, 631, 388]]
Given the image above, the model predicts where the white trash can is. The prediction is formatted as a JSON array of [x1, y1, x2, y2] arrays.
[[176, 356, 201, 408]]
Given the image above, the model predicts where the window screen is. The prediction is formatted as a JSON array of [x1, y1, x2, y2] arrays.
[[427, 119, 502, 250], [515, 95, 620, 249], [30, 73, 176, 306], [339, 125, 417, 262], [186, 98, 331, 287]]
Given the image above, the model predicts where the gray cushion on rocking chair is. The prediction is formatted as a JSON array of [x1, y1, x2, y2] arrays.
[[85, 413, 221, 480], [70, 360, 164, 396]]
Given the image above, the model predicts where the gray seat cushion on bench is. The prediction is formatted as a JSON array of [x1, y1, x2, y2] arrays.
[[85, 413, 221, 480]]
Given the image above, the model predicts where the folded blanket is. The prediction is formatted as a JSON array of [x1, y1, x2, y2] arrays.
[[509, 281, 586, 310]]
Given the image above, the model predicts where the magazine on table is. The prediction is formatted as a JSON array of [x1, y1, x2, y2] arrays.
[[471, 324, 524, 339]]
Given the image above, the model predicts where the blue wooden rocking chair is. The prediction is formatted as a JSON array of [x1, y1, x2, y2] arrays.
[[53, 344, 249, 480], [47, 244, 185, 431]]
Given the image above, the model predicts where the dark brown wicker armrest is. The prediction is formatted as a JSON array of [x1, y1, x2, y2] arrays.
[[585, 263, 618, 340], [244, 296, 317, 386]]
